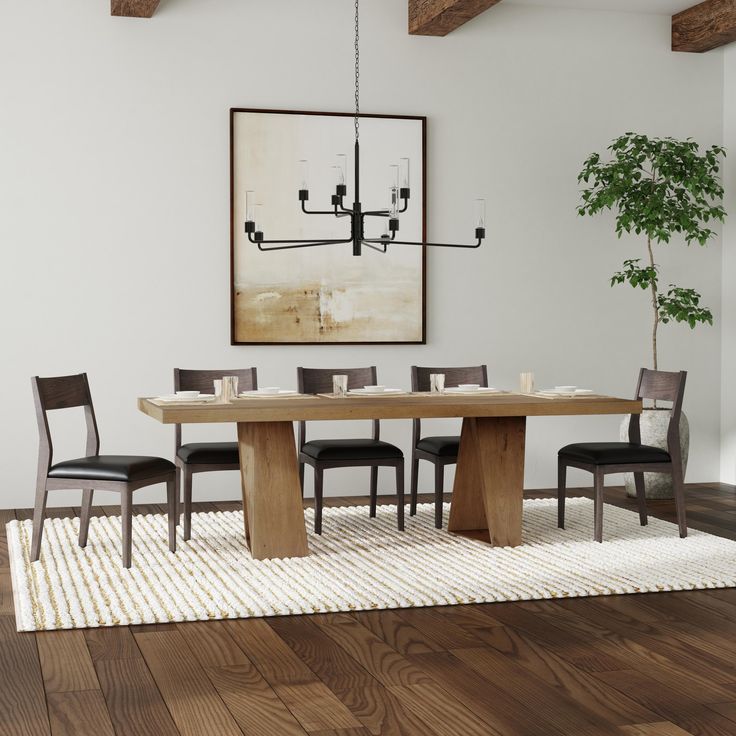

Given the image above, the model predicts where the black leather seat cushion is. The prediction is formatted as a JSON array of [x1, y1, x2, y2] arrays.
[[301, 439, 403, 461], [48, 455, 175, 483], [177, 442, 239, 465], [559, 442, 671, 465], [416, 435, 460, 458]]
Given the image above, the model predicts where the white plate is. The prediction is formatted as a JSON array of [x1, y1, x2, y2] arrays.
[[348, 388, 405, 395], [444, 387, 500, 394], [155, 394, 215, 403], [538, 388, 594, 397], [239, 390, 299, 397]]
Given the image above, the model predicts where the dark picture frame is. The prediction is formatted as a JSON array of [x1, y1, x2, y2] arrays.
[[230, 108, 427, 345]]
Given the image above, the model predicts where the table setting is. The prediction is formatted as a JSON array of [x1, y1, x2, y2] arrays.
[[150, 392, 217, 405], [150, 371, 601, 405]]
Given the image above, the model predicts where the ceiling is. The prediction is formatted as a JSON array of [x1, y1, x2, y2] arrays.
[[504, 0, 696, 14]]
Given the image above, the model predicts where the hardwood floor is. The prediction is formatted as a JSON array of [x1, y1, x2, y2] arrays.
[[1, 484, 736, 735]]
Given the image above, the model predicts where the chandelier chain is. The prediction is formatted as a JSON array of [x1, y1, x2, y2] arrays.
[[354, 0, 359, 142]]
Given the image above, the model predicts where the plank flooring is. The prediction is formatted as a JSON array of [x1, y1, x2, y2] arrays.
[[1, 483, 736, 735]]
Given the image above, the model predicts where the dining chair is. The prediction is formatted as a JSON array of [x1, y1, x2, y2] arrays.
[[174, 367, 258, 540], [297, 366, 404, 534], [409, 365, 489, 528], [558, 368, 688, 542], [31, 373, 177, 568]]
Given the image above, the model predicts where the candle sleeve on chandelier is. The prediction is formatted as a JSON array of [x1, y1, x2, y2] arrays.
[[245, 190, 255, 220], [335, 154, 347, 196], [389, 186, 400, 232], [389, 164, 399, 191], [298, 160, 309, 189], [399, 158, 410, 197], [298, 160, 309, 197], [475, 198, 486, 239], [335, 154, 346, 183], [475, 198, 486, 228], [389, 187, 399, 218]]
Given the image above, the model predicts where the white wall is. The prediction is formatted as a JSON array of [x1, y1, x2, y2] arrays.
[[721, 46, 736, 483], [0, 0, 725, 509]]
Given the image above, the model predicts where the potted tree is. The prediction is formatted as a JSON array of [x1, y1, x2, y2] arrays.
[[578, 133, 726, 498]]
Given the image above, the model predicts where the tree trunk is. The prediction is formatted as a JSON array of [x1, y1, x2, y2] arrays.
[[646, 170, 660, 372], [647, 235, 659, 370]]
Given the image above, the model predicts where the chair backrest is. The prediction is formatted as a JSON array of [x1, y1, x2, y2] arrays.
[[173, 368, 258, 449], [297, 366, 379, 447], [410, 365, 488, 443], [629, 368, 687, 458], [31, 373, 100, 475]]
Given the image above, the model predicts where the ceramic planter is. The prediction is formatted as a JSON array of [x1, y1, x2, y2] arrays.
[[619, 408, 689, 499]]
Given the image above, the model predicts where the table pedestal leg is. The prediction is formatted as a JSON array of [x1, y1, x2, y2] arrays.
[[237, 421, 309, 559], [448, 416, 526, 547]]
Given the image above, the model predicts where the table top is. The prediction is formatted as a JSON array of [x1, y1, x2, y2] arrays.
[[138, 393, 643, 424]]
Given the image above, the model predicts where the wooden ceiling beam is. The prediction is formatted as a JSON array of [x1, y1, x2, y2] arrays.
[[409, 0, 503, 36], [111, 0, 160, 18], [672, 0, 736, 52]]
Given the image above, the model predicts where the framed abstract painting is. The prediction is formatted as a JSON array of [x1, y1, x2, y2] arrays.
[[230, 108, 426, 344]]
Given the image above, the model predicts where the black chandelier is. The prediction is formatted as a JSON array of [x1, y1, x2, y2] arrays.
[[244, 0, 486, 256]]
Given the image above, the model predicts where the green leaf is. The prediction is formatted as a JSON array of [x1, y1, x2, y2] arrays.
[[610, 259, 658, 291], [657, 285, 713, 329], [578, 134, 726, 245]]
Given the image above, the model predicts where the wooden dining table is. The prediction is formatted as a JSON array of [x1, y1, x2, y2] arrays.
[[138, 392, 641, 560]]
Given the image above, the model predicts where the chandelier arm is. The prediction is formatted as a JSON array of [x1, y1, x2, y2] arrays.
[[362, 240, 388, 253], [399, 198, 409, 214], [255, 237, 354, 252], [361, 234, 396, 245], [363, 210, 390, 217], [256, 238, 353, 245], [300, 202, 341, 216], [300, 200, 355, 216], [362, 237, 483, 249], [248, 232, 353, 246]]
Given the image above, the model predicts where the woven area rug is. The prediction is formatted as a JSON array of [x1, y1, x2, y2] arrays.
[[7, 498, 736, 632]]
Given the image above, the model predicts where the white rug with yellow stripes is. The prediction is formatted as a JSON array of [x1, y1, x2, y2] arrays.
[[7, 498, 736, 632]]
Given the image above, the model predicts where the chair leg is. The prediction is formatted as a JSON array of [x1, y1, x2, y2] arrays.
[[396, 463, 405, 531], [174, 466, 181, 526], [557, 458, 566, 529], [671, 462, 688, 538], [369, 466, 378, 518], [299, 461, 305, 497], [121, 489, 133, 569], [182, 465, 193, 542], [410, 456, 419, 516], [314, 468, 324, 535], [167, 477, 177, 554], [30, 482, 48, 562], [434, 463, 444, 529], [79, 488, 94, 548], [593, 468, 604, 543], [633, 472, 648, 527]]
